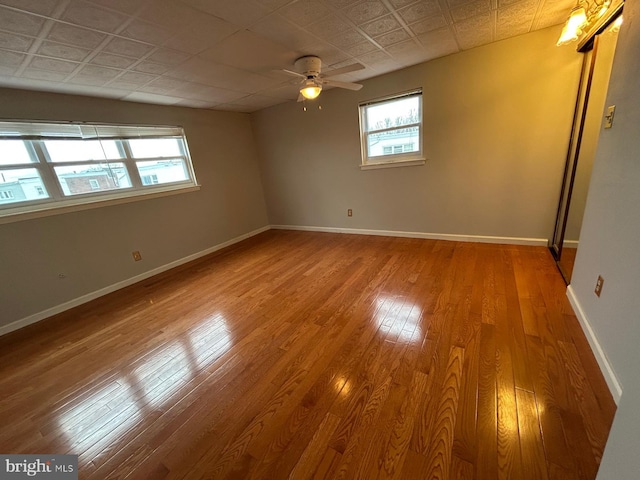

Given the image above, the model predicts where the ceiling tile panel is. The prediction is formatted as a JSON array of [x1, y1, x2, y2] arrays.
[[374, 28, 411, 47], [344, 41, 379, 56], [0, 31, 34, 52], [61, 1, 130, 34], [117, 71, 156, 84], [249, 14, 317, 50], [85, 0, 148, 15], [22, 68, 69, 81], [68, 74, 109, 86], [281, 0, 333, 26], [326, 28, 368, 48], [48, 22, 107, 49], [0, 7, 46, 36], [77, 64, 122, 79], [37, 41, 91, 62], [0, 0, 60, 16], [454, 13, 494, 49], [0, 65, 17, 76], [103, 37, 154, 57], [255, 0, 293, 9], [147, 48, 191, 66], [137, 0, 201, 29], [306, 15, 352, 38], [30, 57, 79, 73], [132, 61, 170, 75], [121, 20, 173, 44], [360, 15, 401, 37], [323, 0, 362, 8], [345, 1, 389, 24], [230, 93, 285, 108], [496, 1, 536, 36], [417, 27, 460, 59], [0, 49, 25, 67], [451, 0, 492, 22], [179, 0, 271, 27], [199, 30, 297, 73], [388, 0, 416, 8], [91, 52, 137, 69], [408, 15, 448, 34], [356, 49, 392, 65], [397, 1, 442, 24]]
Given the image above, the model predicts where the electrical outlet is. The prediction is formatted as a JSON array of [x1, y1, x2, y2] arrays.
[[595, 275, 604, 297], [348, 209, 353, 217], [132, 251, 142, 262]]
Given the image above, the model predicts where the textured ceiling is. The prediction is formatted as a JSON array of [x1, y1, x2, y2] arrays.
[[0, 0, 574, 112]]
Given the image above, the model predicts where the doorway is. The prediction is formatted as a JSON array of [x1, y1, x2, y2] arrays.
[[550, 10, 622, 283]]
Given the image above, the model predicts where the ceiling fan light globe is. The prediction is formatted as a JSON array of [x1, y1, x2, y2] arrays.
[[300, 85, 322, 100]]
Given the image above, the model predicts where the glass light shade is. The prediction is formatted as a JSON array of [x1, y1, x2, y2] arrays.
[[567, 5, 588, 30], [557, 23, 580, 45], [300, 80, 322, 100], [557, 5, 588, 46]]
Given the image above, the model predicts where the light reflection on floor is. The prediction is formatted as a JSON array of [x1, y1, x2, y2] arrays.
[[57, 313, 232, 453], [374, 295, 423, 343]]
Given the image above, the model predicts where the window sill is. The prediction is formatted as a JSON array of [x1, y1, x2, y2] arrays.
[[360, 158, 426, 170], [0, 184, 200, 225]]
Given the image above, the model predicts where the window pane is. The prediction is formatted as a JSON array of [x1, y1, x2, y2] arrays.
[[54, 163, 131, 196], [136, 160, 188, 185], [129, 138, 182, 159], [0, 140, 33, 165], [366, 96, 420, 132], [0, 168, 48, 204], [45, 140, 122, 162], [367, 126, 419, 158]]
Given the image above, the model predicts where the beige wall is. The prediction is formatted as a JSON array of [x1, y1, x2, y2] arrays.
[[568, 1, 640, 476], [0, 88, 269, 328], [252, 26, 582, 240]]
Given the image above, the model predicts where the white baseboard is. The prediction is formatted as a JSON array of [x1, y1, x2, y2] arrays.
[[270, 224, 548, 246], [0, 225, 270, 338], [566, 285, 622, 404]]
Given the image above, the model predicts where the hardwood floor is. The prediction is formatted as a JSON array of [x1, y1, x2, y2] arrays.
[[0, 230, 616, 479]]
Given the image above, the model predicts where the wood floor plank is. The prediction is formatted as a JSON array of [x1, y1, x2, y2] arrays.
[[0, 231, 616, 480]]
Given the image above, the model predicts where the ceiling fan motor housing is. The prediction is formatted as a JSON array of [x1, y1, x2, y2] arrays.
[[295, 55, 322, 77]]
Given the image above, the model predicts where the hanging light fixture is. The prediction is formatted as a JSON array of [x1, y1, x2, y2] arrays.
[[557, 0, 612, 46], [300, 78, 322, 100]]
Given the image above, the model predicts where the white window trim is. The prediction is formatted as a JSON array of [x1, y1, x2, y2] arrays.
[[0, 120, 199, 224], [358, 89, 425, 170]]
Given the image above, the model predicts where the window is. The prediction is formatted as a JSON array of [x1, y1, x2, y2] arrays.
[[0, 121, 198, 220], [359, 89, 424, 169]]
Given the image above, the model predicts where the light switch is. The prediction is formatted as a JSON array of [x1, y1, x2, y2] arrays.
[[604, 105, 616, 129]]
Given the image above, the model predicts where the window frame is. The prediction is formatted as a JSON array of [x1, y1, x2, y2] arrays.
[[0, 121, 199, 223], [358, 89, 425, 170]]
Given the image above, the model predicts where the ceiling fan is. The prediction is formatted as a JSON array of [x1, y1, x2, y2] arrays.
[[281, 55, 365, 101]]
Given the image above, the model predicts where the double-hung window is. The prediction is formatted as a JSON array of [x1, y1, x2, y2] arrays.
[[359, 89, 424, 169], [0, 121, 197, 222]]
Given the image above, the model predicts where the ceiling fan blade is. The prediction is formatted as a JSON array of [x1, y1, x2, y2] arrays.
[[297, 92, 304, 102], [322, 79, 363, 91], [323, 62, 365, 77], [281, 68, 306, 79]]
